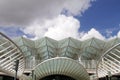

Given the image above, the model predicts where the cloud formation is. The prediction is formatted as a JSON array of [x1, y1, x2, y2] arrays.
[[117, 31, 120, 37], [0, 0, 93, 40], [0, 0, 93, 26], [109, 30, 120, 40], [81, 28, 105, 40], [0, 0, 110, 41], [22, 15, 106, 40], [22, 15, 80, 40]]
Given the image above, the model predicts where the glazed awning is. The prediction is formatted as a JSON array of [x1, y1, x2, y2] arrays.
[[34, 57, 90, 80]]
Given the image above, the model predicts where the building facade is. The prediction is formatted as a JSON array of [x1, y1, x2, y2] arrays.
[[0, 32, 120, 80]]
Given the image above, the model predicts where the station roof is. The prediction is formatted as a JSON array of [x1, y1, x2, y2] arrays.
[[13, 37, 120, 60]]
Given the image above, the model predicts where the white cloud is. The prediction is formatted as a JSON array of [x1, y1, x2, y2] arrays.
[[22, 15, 80, 40], [44, 15, 80, 40], [105, 29, 113, 37], [1, 0, 107, 41], [106, 30, 120, 40], [106, 25, 120, 40], [22, 18, 107, 40], [117, 31, 120, 37], [0, 0, 93, 26], [81, 28, 105, 40]]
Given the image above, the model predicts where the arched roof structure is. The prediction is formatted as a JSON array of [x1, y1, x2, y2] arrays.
[[97, 39, 120, 78], [0, 32, 25, 78], [34, 57, 90, 80], [1, 32, 120, 80]]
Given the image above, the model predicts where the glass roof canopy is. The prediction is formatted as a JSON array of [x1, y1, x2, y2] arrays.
[[13, 36, 120, 61], [12, 36, 120, 80], [1, 32, 120, 80]]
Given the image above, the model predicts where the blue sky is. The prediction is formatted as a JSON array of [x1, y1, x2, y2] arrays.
[[0, 0, 120, 40], [77, 0, 120, 37]]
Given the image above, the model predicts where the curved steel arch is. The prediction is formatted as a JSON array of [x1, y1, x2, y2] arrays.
[[0, 32, 25, 78], [34, 57, 90, 80], [97, 43, 120, 78]]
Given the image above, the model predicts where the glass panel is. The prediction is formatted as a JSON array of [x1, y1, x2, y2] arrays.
[[23, 38, 35, 48]]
